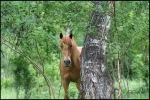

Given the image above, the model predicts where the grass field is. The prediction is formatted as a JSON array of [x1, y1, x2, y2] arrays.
[[1, 78, 149, 99], [113, 78, 149, 99]]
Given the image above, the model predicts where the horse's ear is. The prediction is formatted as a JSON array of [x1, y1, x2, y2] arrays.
[[60, 33, 63, 39], [69, 33, 73, 39]]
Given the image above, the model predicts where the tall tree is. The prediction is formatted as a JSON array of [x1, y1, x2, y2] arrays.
[[78, 1, 114, 99]]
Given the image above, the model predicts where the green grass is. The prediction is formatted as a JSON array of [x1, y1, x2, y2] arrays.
[[1, 80, 78, 99], [1, 78, 149, 99], [1, 87, 24, 99], [68, 82, 79, 99], [113, 78, 149, 99]]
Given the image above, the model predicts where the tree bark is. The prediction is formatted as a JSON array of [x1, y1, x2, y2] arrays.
[[78, 1, 114, 99]]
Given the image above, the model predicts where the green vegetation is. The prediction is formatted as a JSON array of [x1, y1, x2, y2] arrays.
[[1, 1, 149, 99], [114, 79, 149, 99], [1, 78, 148, 99]]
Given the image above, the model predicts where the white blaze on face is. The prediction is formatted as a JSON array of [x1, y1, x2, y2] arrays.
[[64, 56, 71, 62], [63, 47, 71, 67], [63, 46, 70, 60]]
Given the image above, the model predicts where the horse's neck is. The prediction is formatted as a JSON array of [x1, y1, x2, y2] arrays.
[[73, 43, 79, 55], [71, 46, 80, 67]]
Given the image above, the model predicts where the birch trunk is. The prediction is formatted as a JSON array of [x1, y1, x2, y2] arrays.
[[78, 1, 114, 99]]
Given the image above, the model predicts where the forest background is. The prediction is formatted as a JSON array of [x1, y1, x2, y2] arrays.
[[1, 1, 149, 99]]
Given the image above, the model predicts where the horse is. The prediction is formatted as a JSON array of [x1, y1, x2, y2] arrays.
[[59, 32, 82, 99]]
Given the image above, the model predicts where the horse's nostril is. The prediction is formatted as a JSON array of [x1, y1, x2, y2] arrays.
[[64, 60, 71, 67], [68, 60, 71, 65], [68, 60, 70, 64]]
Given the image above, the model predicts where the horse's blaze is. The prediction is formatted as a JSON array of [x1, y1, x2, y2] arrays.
[[59, 33, 82, 99]]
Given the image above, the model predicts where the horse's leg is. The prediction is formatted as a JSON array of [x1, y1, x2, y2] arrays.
[[76, 80, 80, 99], [62, 79, 70, 99], [75, 79, 80, 91], [75, 83, 80, 91]]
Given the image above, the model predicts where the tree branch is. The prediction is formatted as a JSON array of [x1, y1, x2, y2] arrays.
[[1, 36, 55, 99]]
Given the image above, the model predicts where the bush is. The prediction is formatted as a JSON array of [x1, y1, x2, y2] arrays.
[[1, 78, 14, 88], [131, 54, 148, 85]]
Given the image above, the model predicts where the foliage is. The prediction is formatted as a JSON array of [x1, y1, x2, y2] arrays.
[[131, 54, 149, 85], [10, 55, 36, 98], [1, 78, 14, 88], [113, 78, 149, 99], [106, 1, 149, 82], [1, 79, 148, 99]]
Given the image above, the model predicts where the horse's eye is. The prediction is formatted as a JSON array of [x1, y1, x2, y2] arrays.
[[70, 45, 72, 48]]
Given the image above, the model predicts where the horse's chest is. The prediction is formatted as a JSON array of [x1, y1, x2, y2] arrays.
[[63, 68, 79, 82]]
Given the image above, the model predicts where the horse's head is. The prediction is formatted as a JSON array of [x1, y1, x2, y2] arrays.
[[59, 33, 75, 67]]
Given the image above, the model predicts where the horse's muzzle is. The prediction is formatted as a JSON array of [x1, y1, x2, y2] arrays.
[[64, 59, 71, 67]]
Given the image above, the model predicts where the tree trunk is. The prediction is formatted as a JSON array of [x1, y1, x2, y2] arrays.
[[78, 1, 114, 99]]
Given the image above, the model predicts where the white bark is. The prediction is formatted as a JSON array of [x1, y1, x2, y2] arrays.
[[79, 1, 114, 99]]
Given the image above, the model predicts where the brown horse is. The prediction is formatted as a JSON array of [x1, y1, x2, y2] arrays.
[[59, 32, 82, 99]]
